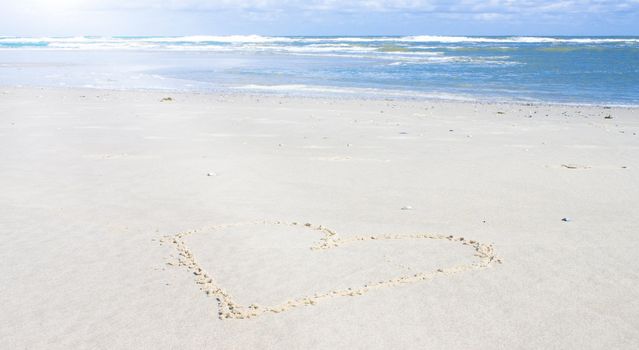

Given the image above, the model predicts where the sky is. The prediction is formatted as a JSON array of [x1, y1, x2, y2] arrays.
[[1, 0, 638, 37]]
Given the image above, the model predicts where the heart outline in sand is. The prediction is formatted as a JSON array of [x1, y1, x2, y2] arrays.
[[161, 221, 501, 319]]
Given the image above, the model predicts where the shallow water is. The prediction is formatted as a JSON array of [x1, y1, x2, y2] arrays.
[[1, 35, 638, 104]]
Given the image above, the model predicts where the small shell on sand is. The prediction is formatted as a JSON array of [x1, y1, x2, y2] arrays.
[[561, 164, 589, 169]]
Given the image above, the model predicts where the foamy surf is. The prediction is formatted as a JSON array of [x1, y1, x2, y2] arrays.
[[233, 84, 479, 101], [2, 35, 638, 50]]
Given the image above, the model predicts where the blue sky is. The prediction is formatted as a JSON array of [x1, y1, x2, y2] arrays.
[[1, 0, 638, 36]]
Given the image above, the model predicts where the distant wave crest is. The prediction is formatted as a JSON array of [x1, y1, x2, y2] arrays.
[[1, 35, 638, 48]]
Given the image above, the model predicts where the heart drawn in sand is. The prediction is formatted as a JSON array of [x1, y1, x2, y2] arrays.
[[161, 221, 501, 320]]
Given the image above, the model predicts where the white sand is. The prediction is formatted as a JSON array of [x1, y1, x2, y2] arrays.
[[1, 87, 638, 349]]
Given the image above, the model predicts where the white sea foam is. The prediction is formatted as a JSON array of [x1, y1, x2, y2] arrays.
[[137, 35, 296, 43], [399, 35, 639, 43], [2, 35, 638, 48], [233, 84, 479, 101]]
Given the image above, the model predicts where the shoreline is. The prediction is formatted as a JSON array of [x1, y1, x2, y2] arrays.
[[3, 84, 639, 109], [2, 34, 638, 107]]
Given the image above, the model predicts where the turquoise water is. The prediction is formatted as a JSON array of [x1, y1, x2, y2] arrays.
[[1, 35, 638, 104]]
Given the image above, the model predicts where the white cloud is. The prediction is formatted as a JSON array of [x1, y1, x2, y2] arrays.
[[57, 0, 639, 15], [0, 0, 637, 35], [4, 0, 638, 18]]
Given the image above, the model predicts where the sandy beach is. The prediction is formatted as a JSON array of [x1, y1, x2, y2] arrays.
[[1, 87, 638, 349]]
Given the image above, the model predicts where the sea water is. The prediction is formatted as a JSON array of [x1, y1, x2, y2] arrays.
[[0, 35, 637, 105]]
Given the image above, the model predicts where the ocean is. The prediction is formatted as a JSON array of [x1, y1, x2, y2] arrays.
[[1, 35, 638, 105]]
